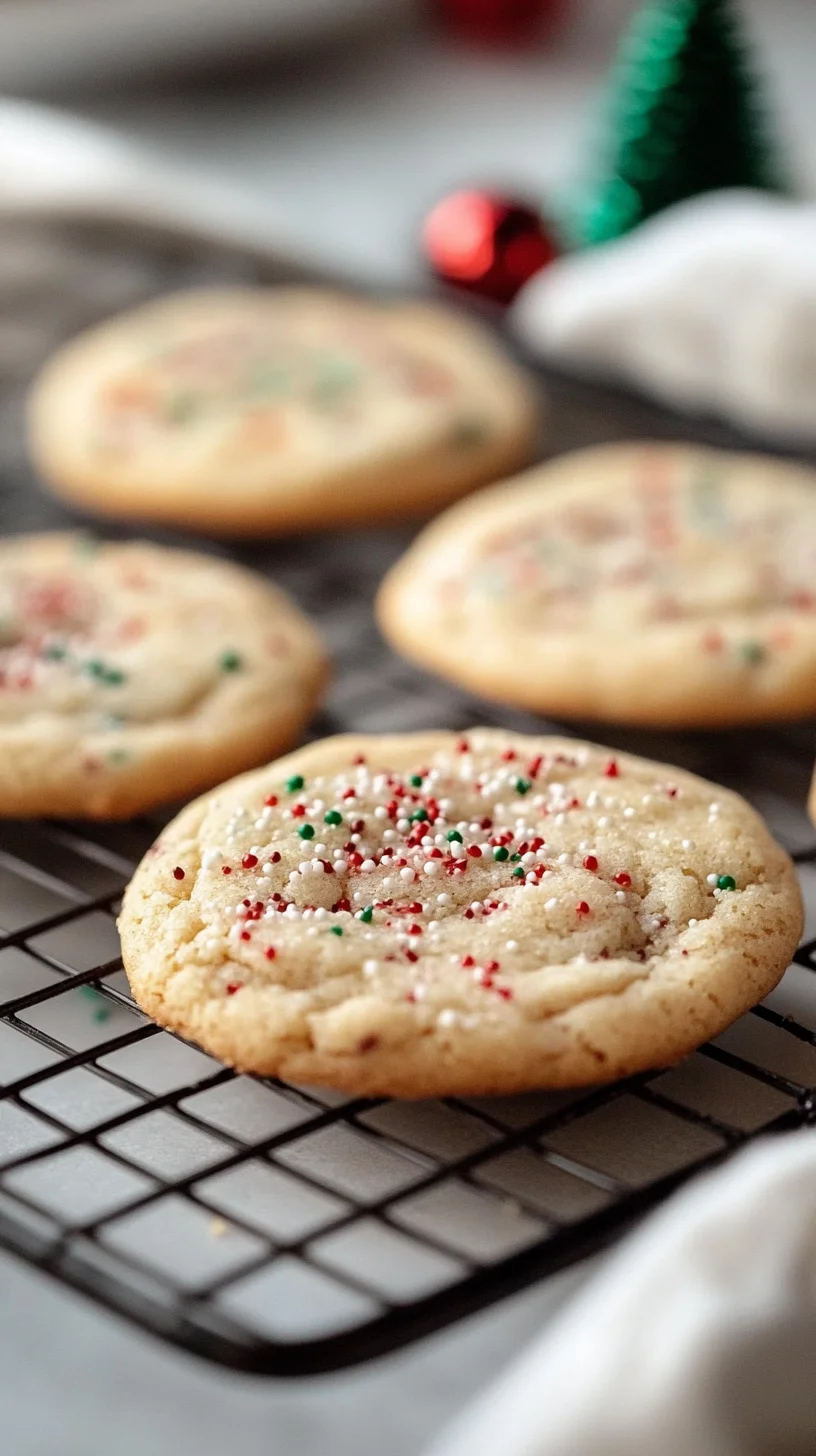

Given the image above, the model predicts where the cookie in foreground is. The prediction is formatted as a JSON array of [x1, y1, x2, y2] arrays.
[[378, 442, 816, 727], [28, 286, 539, 535], [0, 533, 326, 818], [119, 730, 802, 1097]]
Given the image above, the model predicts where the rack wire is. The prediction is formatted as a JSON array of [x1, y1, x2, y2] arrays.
[[0, 216, 814, 1376]]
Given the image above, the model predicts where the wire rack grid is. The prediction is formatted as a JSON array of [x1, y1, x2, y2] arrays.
[[0, 216, 814, 1376]]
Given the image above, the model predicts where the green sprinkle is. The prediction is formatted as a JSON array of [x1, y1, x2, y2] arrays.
[[219, 649, 243, 673], [286, 774, 305, 792], [324, 809, 343, 826], [103, 667, 126, 687], [512, 867, 525, 879], [446, 830, 463, 843], [330, 926, 344, 937], [450, 417, 489, 448], [410, 774, 423, 788], [740, 641, 766, 666], [165, 392, 199, 423], [79, 985, 110, 1023], [410, 808, 429, 823], [510, 853, 521, 862], [717, 874, 736, 892], [298, 824, 315, 840], [42, 643, 66, 662], [493, 846, 509, 862], [514, 777, 532, 795], [360, 906, 373, 924]]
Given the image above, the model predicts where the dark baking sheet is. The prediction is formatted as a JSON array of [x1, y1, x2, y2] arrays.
[[0, 215, 814, 1375]]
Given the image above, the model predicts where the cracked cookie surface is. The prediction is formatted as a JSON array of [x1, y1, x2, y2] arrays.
[[0, 533, 326, 817], [119, 729, 801, 1096]]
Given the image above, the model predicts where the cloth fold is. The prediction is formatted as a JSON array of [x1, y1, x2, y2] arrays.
[[0, 96, 334, 277], [428, 1132, 816, 1456]]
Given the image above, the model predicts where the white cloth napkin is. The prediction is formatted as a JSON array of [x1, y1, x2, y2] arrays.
[[511, 190, 816, 445], [429, 1131, 816, 1456], [0, 95, 337, 275]]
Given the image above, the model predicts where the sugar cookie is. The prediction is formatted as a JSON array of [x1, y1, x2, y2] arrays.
[[0, 533, 326, 817], [28, 287, 539, 535], [119, 730, 801, 1096], [378, 442, 816, 726]]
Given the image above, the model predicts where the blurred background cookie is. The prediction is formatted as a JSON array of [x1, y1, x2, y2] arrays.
[[0, 533, 326, 816], [27, 286, 540, 535], [378, 442, 816, 727]]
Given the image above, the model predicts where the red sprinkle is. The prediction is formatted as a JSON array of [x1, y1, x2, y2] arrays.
[[583, 855, 598, 872], [467, 845, 482, 858], [172, 866, 185, 880], [264, 794, 279, 807], [240, 930, 251, 941], [495, 986, 513, 1000], [501, 749, 517, 761], [226, 983, 243, 995], [265, 947, 277, 960], [576, 901, 591, 916], [221, 866, 232, 875], [604, 760, 619, 778], [461, 955, 475, 967], [456, 738, 470, 753], [353, 754, 367, 765], [614, 872, 632, 887], [242, 853, 258, 870]]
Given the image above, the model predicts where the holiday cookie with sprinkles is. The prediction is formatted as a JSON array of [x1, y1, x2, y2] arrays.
[[27, 287, 539, 535], [0, 533, 326, 817], [119, 729, 801, 1097], [378, 442, 816, 726]]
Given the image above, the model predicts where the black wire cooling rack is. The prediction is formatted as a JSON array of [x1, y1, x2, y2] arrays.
[[0, 215, 815, 1377]]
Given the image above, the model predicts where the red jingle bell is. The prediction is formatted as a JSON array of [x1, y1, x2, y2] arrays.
[[422, 190, 559, 306]]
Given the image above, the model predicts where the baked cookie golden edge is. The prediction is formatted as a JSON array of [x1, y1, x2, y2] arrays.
[[119, 730, 802, 1097]]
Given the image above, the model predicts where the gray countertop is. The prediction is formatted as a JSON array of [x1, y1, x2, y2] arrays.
[[0, 1246, 591, 1456]]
